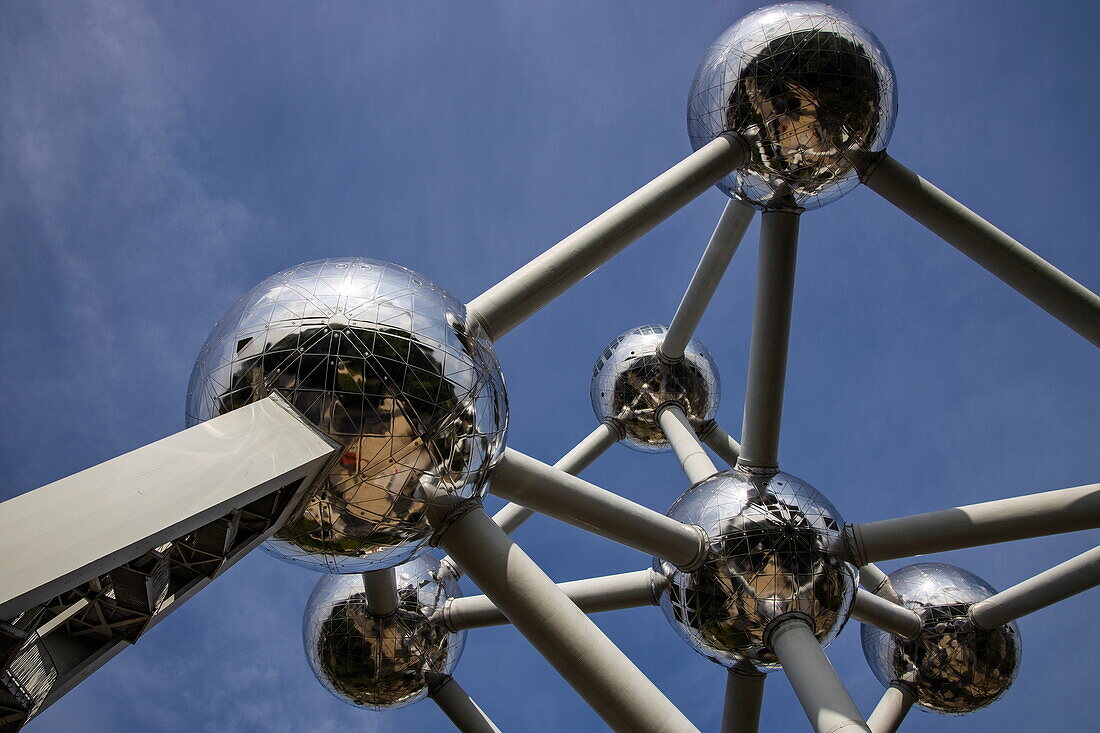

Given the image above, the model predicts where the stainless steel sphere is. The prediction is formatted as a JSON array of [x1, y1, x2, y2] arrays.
[[655, 470, 855, 670], [187, 258, 508, 573], [590, 325, 719, 453], [688, 2, 897, 210], [861, 563, 1022, 715], [302, 554, 465, 709]]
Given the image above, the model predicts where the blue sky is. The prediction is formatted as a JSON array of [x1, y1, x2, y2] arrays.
[[2, 1, 1098, 730]]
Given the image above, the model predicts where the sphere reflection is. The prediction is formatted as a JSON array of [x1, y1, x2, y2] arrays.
[[187, 258, 508, 572], [655, 470, 855, 670], [590, 325, 719, 453], [688, 2, 897, 210], [302, 554, 465, 709], [861, 563, 1021, 714]]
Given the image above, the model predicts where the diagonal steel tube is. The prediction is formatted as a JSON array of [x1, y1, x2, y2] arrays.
[[969, 544, 1100, 630], [843, 482, 1100, 564], [720, 665, 766, 733], [737, 210, 800, 473], [767, 617, 869, 733], [466, 133, 749, 341], [698, 420, 741, 467], [858, 153, 1100, 346], [444, 569, 658, 631], [429, 504, 699, 733], [489, 448, 707, 569], [660, 199, 755, 360], [656, 404, 719, 484], [866, 681, 916, 733], [491, 420, 621, 535], [851, 588, 921, 639], [426, 673, 503, 733]]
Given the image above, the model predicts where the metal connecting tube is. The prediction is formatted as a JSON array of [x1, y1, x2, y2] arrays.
[[697, 420, 741, 468], [491, 419, 621, 535], [720, 664, 766, 733], [443, 569, 659, 631], [766, 616, 870, 733], [865, 681, 917, 733], [425, 673, 503, 733], [969, 544, 1100, 630], [428, 503, 699, 733], [362, 568, 399, 617], [737, 210, 800, 473], [850, 588, 921, 639], [467, 133, 749, 341], [843, 483, 1100, 564], [656, 404, 719, 484], [858, 153, 1100, 347], [660, 199, 755, 361], [489, 448, 708, 570]]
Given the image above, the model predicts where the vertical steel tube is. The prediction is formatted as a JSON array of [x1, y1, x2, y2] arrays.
[[866, 681, 916, 733], [656, 404, 719, 484], [851, 589, 921, 639], [466, 133, 748, 341], [698, 421, 741, 467], [860, 153, 1100, 347], [767, 617, 869, 733], [433, 506, 699, 733], [661, 200, 755, 360], [737, 210, 800, 473], [969, 544, 1100, 630], [491, 420, 621, 535], [720, 666, 766, 733], [426, 673, 503, 733], [362, 568, 399, 617]]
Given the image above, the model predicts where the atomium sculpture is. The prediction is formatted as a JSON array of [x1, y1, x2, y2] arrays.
[[1, 3, 1099, 733]]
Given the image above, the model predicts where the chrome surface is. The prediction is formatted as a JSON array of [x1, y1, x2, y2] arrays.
[[655, 469, 855, 670], [861, 563, 1021, 715], [187, 258, 508, 573], [688, 1, 897, 210], [590, 324, 719, 453], [302, 553, 466, 709]]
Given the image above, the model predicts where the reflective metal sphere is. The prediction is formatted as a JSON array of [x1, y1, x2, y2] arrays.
[[688, 2, 897, 210], [303, 554, 465, 709], [861, 563, 1021, 715], [187, 258, 508, 573], [590, 325, 719, 453], [655, 470, 855, 670]]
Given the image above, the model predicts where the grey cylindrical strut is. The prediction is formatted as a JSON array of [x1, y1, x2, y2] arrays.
[[425, 673, 503, 733], [656, 404, 719, 484], [489, 448, 707, 570], [433, 506, 699, 733], [860, 153, 1100, 347], [362, 568, 399, 617], [466, 133, 748, 341], [660, 199, 755, 360], [737, 210, 800, 473], [851, 588, 921, 640], [698, 420, 741, 467], [866, 681, 916, 733], [720, 665, 766, 733], [969, 544, 1100, 630], [444, 569, 658, 631], [845, 483, 1100, 564], [491, 420, 620, 535], [767, 617, 870, 733], [858, 563, 903, 604]]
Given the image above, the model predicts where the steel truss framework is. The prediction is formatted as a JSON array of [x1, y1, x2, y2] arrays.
[[2, 10, 1100, 733]]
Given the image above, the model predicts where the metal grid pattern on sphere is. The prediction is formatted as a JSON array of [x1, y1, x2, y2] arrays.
[[656, 470, 856, 670], [186, 258, 508, 573], [590, 325, 720, 453], [688, 1, 897, 210], [861, 563, 1022, 715], [303, 554, 466, 709]]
